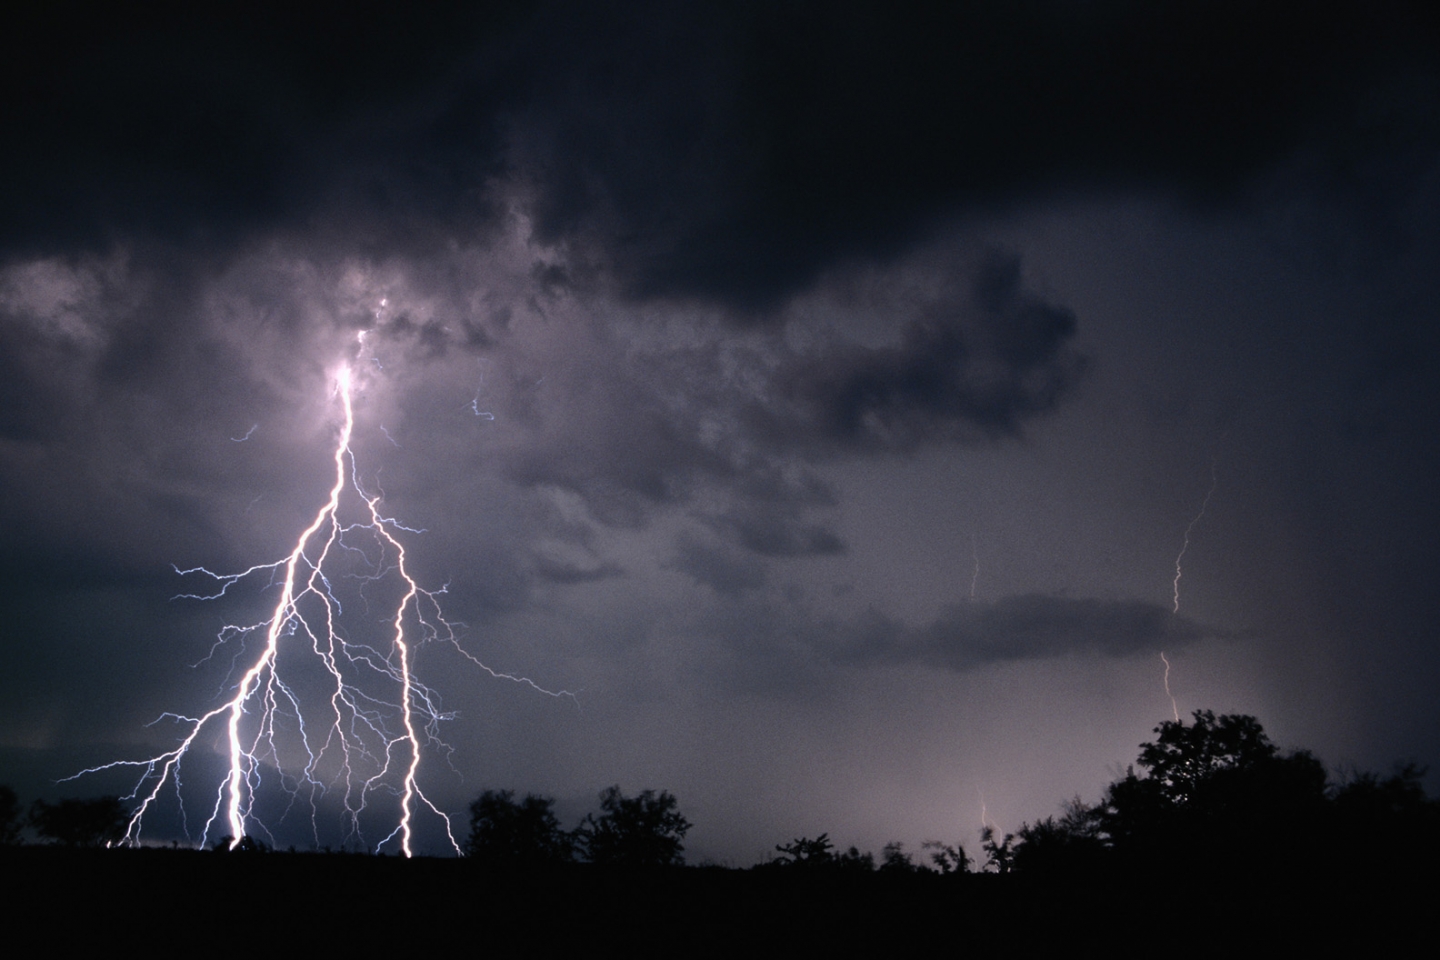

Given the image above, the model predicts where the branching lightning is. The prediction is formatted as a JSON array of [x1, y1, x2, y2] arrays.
[[71, 343, 571, 856]]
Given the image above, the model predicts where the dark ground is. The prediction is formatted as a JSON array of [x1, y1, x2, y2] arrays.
[[4, 845, 1429, 954]]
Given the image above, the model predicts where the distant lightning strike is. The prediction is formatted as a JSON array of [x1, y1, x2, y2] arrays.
[[1160, 652, 1180, 722], [1160, 456, 1217, 724], [1172, 459, 1218, 614], [73, 342, 571, 855], [469, 379, 495, 420], [978, 789, 996, 833]]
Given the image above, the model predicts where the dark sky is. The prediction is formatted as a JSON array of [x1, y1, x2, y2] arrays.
[[3, 1, 1438, 861]]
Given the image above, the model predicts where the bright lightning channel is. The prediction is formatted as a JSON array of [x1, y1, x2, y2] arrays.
[[71, 350, 572, 856]]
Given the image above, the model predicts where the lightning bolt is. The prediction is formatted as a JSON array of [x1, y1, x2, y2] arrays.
[[71, 345, 573, 856], [1160, 651, 1179, 722], [1172, 458, 1218, 614]]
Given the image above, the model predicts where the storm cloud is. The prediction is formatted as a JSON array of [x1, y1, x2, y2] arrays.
[[2, 2, 1437, 863], [835, 596, 1209, 673], [4, 2, 1434, 312]]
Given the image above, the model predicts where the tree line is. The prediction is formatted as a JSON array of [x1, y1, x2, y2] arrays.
[[5, 710, 1437, 873], [464, 709, 1439, 875], [0, 789, 129, 848], [466, 784, 691, 868], [993, 710, 1440, 878]]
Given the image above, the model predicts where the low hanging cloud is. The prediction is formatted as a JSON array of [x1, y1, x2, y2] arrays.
[[832, 594, 1210, 673]]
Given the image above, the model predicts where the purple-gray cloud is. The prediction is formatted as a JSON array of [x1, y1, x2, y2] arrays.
[[0, 1, 1437, 865], [833, 596, 1210, 673]]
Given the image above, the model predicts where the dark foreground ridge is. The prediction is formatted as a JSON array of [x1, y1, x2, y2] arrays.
[[4, 842, 1430, 953], [9, 713, 1437, 952]]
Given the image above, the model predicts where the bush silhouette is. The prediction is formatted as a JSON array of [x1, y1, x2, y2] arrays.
[[29, 796, 128, 847], [0, 786, 21, 845], [467, 789, 575, 868], [575, 786, 691, 867], [1100, 710, 1327, 863]]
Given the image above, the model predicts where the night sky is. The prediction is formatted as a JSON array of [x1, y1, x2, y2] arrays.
[[3, 1, 1438, 861]]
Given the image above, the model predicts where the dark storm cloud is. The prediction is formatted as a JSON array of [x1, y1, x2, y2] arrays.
[[835, 595, 1208, 673], [0, 2, 519, 255], [529, 552, 624, 585], [704, 506, 845, 559], [765, 251, 1082, 449], [671, 534, 768, 597], [0, 326, 74, 441], [465, 244, 1080, 544], [4, 2, 1434, 314]]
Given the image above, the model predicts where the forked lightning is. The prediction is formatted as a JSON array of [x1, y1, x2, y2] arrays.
[[72, 345, 568, 856]]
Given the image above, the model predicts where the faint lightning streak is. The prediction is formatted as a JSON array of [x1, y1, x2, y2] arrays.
[[1172, 459, 1218, 614], [1160, 652, 1180, 722], [74, 351, 575, 856], [231, 424, 258, 442], [469, 391, 494, 420], [969, 534, 979, 601], [466, 367, 496, 421], [978, 789, 997, 832]]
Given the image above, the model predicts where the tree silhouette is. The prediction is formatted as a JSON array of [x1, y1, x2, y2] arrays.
[[1012, 798, 1106, 876], [1331, 763, 1440, 871], [835, 844, 876, 872], [1332, 763, 1434, 826], [980, 825, 1014, 873], [879, 841, 921, 873], [997, 712, 1440, 878], [1134, 710, 1278, 803], [575, 786, 691, 867], [0, 786, 22, 845], [772, 833, 836, 867], [922, 839, 970, 874], [769, 833, 875, 872], [467, 789, 575, 868], [29, 796, 128, 847], [1100, 710, 1327, 864]]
